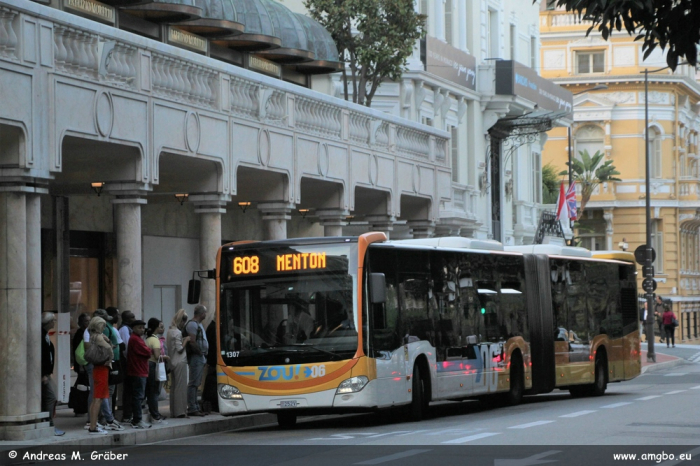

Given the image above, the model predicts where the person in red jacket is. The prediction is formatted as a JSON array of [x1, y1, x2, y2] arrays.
[[126, 320, 152, 429], [662, 301, 678, 348]]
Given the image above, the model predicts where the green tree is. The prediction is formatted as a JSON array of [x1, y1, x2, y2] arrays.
[[543, 0, 699, 69], [542, 162, 560, 204], [559, 149, 621, 216], [304, 0, 425, 106]]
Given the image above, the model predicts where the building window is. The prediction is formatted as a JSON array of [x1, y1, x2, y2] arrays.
[[574, 125, 605, 163], [580, 236, 605, 251], [532, 152, 541, 203], [648, 127, 663, 178], [510, 25, 516, 60], [451, 126, 459, 182], [488, 9, 498, 58], [530, 36, 537, 69], [422, 115, 433, 127], [445, 0, 453, 45], [651, 220, 663, 273], [576, 51, 605, 74]]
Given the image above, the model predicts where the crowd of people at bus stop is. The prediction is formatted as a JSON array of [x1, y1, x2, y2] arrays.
[[639, 295, 679, 347], [41, 304, 221, 436]]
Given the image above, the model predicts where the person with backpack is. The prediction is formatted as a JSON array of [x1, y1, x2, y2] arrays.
[[185, 305, 208, 417], [70, 313, 90, 416]]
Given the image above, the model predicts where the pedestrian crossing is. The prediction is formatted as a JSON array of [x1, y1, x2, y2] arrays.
[[689, 352, 700, 363]]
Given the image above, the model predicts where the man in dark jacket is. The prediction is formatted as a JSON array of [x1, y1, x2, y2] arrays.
[[201, 319, 219, 413], [42, 312, 65, 436]]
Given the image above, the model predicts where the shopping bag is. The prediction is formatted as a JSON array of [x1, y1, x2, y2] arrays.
[[157, 357, 167, 382]]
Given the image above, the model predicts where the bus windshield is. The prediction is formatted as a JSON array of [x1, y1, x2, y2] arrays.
[[219, 244, 356, 366]]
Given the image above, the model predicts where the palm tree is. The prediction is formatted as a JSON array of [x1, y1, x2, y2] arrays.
[[559, 149, 621, 217]]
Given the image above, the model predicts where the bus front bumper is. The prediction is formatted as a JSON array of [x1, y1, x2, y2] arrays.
[[218, 380, 382, 415]]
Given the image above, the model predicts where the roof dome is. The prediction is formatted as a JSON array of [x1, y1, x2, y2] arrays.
[[294, 13, 339, 62], [176, 0, 245, 37], [255, 0, 314, 63], [294, 13, 343, 74], [212, 0, 282, 51]]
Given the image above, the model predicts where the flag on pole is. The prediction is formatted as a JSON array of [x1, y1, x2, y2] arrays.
[[555, 182, 569, 221], [565, 182, 577, 220]]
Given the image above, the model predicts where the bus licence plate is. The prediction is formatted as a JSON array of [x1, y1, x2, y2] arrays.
[[280, 400, 298, 408]]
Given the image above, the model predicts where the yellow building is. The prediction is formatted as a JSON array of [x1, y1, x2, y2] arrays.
[[539, 7, 700, 344]]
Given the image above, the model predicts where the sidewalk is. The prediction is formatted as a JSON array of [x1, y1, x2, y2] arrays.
[[641, 348, 686, 374], [0, 400, 275, 450]]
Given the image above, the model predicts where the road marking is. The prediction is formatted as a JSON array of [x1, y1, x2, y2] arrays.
[[559, 410, 596, 418], [601, 402, 633, 408], [394, 430, 429, 437], [442, 432, 500, 444], [664, 373, 688, 377], [691, 385, 700, 390], [664, 390, 687, 395], [688, 352, 700, 363], [367, 431, 411, 438], [508, 420, 554, 429], [355, 449, 431, 465], [308, 433, 378, 440], [636, 395, 662, 400]]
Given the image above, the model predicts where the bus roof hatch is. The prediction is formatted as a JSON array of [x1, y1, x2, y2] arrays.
[[504, 244, 592, 258]]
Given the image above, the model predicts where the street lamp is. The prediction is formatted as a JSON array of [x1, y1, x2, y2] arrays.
[[567, 84, 608, 238], [641, 62, 689, 362]]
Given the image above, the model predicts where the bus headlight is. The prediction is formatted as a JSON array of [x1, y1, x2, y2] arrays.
[[336, 376, 368, 394], [218, 383, 243, 400]]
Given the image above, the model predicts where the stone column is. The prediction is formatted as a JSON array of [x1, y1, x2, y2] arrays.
[[26, 194, 42, 414], [0, 187, 51, 440], [0, 192, 28, 418], [434, 0, 445, 41], [317, 209, 349, 237], [190, 194, 228, 315], [258, 202, 294, 240], [366, 215, 396, 240], [408, 220, 436, 239], [111, 194, 147, 319]]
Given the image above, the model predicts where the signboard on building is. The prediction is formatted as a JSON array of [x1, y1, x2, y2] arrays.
[[496, 60, 573, 114], [247, 55, 282, 79], [424, 36, 477, 91], [167, 27, 207, 54], [62, 0, 115, 25]]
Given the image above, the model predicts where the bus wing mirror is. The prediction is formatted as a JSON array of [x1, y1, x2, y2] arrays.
[[187, 278, 201, 304], [369, 273, 386, 304]]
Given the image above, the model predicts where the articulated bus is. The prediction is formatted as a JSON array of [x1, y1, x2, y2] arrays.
[[205, 232, 640, 427]]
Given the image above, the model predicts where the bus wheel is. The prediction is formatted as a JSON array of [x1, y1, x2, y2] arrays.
[[407, 364, 426, 422], [505, 353, 524, 406], [590, 356, 607, 397], [277, 412, 297, 428]]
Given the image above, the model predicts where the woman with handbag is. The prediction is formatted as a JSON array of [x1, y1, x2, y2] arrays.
[[166, 310, 191, 418], [145, 318, 169, 422], [85, 317, 113, 434], [662, 301, 678, 348]]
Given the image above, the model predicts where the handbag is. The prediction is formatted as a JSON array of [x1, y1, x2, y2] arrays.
[[157, 356, 167, 382], [108, 361, 123, 385], [672, 318, 679, 328], [75, 340, 88, 366], [68, 374, 89, 415], [84, 335, 112, 366]]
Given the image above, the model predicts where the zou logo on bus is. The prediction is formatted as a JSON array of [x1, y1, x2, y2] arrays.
[[474, 343, 503, 390], [258, 364, 326, 381]]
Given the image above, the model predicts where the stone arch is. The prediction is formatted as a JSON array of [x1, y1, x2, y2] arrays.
[[0, 122, 26, 168], [156, 152, 224, 195]]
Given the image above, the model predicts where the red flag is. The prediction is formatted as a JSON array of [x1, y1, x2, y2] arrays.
[[566, 182, 577, 220], [555, 182, 569, 221]]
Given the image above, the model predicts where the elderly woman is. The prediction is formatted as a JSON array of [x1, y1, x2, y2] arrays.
[[87, 317, 113, 434], [166, 309, 191, 418]]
